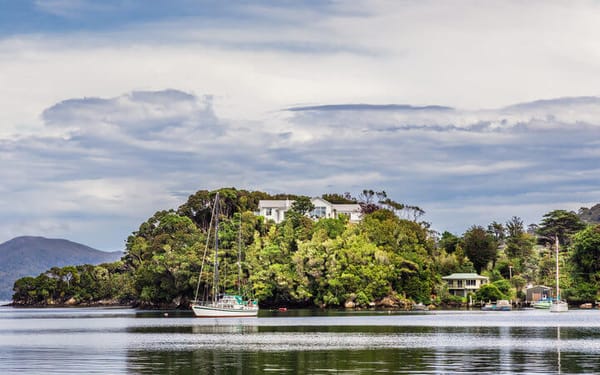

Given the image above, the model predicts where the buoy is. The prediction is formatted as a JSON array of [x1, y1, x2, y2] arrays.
[[163, 312, 169, 317], [278, 307, 287, 312]]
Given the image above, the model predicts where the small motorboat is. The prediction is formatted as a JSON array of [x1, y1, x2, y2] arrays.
[[481, 300, 512, 311]]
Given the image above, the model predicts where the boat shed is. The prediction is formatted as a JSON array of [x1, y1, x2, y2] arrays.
[[526, 285, 552, 303]]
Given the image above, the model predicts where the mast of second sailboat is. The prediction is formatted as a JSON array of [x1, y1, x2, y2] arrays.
[[212, 192, 220, 304]]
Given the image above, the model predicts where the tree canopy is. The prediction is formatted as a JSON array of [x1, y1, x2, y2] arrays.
[[537, 210, 586, 245], [462, 226, 498, 274]]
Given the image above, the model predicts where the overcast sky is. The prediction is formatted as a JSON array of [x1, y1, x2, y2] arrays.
[[1, 0, 599, 250]]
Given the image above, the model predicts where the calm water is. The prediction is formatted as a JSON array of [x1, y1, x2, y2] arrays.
[[1, 306, 600, 374]]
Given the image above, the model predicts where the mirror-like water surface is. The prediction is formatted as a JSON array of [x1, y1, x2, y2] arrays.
[[1, 306, 599, 374]]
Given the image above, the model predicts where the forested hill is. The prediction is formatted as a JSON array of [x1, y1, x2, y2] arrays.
[[0, 236, 122, 300], [10, 188, 600, 309], [578, 204, 600, 224]]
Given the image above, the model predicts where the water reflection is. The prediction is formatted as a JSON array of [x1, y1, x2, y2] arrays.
[[123, 321, 600, 374], [126, 346, 600, 374], [3, 307, 600, 374], [557, 326, 562, 374]]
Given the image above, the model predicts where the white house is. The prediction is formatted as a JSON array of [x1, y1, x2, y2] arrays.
[[257, 198, 362, 223], [257, 199, 292, 223], [442, 273, 489, 297]]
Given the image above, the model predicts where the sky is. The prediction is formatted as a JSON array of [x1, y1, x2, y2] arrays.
[[1, 0, 599, 251]]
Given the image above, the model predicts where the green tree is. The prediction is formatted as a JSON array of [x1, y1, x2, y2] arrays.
[[487, 221, 506, 243], [570, 225, 600, 301], [570, 225, 600, 280], [125, 211, 202, 305], [511, 275, 526, 295], [438, 231, 460, 254], [357, 189, 387, 214], [537, 209, 586, 246], [290, 196, 315, 215], [462, 226, 498, 274], [321, 193, 356, 204], [476, 283, 505, 301], [492, 279, 512, 298], [313, 217, 347, 239], [505, 216, 535, 259]]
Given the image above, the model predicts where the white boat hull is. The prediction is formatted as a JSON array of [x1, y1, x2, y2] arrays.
[[550, 301, 568, 313], [192, 304, 259, 317]]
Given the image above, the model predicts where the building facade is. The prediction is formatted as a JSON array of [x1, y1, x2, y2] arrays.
[[257, 198, 362, 223], [526, 285, 552, 303], [442, 273, 489, 297]]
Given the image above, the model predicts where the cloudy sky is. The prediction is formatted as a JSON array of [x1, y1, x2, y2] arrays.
[[1, 0, 599, 250]]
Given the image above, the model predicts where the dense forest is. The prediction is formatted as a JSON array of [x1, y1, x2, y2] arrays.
[[11, 187, 600, 308]]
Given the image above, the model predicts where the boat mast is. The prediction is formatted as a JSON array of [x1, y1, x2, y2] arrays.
[[555, 234, 560, 302], [213, 192, 219, 304], [238, 216, 242, 296], [193, 192, 219, 303]]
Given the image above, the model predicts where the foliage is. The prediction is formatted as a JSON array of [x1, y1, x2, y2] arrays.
[[321, 193, 356, 204], [12, 262, 134, 305], [177, 188, 272, 230], [570, 225, 600, 281], [313, 217, 347, 239], [355, 189, 425, 221], [505, 232, 535, 259], [123, 211, 202, 306], [244, 207, 436, 308], [487, 221, 505, 243], [290, 196, 315, 215], [510, 275, 526, 293], [476, 283, 505, 301], [569, 225, 600, 301], [491, 279, 512, 297], [438, 231, 460, 254], [462, 226, 498, 274], [537, 209, 586, 246], [434, 245, 475, 276], [13, 187, 596, 310]]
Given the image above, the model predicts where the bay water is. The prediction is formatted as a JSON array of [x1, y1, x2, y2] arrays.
[[1, 305, 600, 374]]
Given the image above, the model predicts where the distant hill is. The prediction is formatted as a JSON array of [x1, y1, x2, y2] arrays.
[[578, 204, 600, 224], [0, 236, 123, 300]]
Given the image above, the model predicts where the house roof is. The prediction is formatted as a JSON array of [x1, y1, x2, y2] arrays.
[[258, 200, 290, 209], [332, 204, 361, 211], [526, 285, 551, 291], [441, 273, 489, 280], [311, 198, 332, 207]]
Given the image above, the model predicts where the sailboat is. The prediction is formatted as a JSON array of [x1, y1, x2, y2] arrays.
[[191, 192, 259, 317], [550, 235, 568, 313]]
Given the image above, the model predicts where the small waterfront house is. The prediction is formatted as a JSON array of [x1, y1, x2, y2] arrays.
[[442, 273, 489, 297], [526, 285, 552, 303], [257, 198, 362, 223]]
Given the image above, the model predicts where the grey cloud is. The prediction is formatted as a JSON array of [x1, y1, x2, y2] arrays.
[[2, 91, 599, 249], [280, 98, 599, 233], [287, 104, 454, 112]]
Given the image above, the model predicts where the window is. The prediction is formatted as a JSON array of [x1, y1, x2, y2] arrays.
[[265, 208, 272, 216], [457, 280, 463, 288], [466, 280, 476, 287], [310, 206, 327, 218]]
